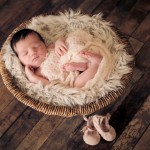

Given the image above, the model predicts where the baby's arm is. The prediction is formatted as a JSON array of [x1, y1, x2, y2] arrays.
[[25, 66, 49, 86], [55, 36, 68, 57]]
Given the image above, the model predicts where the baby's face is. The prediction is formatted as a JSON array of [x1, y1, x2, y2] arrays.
[[14, 33, 47, 68]]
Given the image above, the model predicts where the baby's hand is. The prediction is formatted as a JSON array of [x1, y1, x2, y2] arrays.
[[25, 65, 39, 83], [25, 66, 50, 85], [55, 37, 67, 57]]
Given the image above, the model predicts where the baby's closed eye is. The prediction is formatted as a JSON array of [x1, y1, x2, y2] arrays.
[[21, 51, 28, 56]]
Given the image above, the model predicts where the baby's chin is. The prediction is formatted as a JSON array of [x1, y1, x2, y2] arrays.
[[33, 60, 43, 68], [29, 63, 41, 69], [33, 64, 41, 69]]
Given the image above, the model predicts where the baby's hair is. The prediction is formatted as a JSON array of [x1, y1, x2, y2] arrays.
[[10, 28, 45, 54]]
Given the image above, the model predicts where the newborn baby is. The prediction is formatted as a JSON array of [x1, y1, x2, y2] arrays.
[[10, 29, 104, 88]]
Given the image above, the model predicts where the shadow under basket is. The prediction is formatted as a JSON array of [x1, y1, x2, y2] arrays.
[[0, 12, 134, 117]]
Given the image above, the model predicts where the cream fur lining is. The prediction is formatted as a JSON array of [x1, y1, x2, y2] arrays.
[[2, 11, 133, 107]]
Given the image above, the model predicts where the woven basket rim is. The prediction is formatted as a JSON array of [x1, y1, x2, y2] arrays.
[[0, 15, 134, 117]]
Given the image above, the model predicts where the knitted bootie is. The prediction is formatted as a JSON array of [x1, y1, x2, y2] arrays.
[[82, 116, 101, 145], [92, 113, 116, 141]]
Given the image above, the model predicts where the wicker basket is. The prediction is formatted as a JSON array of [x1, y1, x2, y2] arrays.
[[0, 15, 134, 117]]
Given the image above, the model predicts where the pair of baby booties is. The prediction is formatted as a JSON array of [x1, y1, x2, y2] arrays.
[[82, 113, 116, 145]]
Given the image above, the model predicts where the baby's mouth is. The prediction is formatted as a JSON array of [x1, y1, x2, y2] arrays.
[[32, 56, 39, 62]]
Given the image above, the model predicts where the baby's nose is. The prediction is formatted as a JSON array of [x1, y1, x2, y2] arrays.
[[29, 49, 36, 55]]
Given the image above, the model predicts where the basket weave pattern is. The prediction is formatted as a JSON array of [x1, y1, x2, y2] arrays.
[[0, 19, 134, 117]]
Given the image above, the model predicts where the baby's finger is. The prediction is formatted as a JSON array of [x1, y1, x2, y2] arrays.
[[55, 48, 61, 57], [25, 65, 30, 71], [79, 51, 91, 60], [55, 51, 60, 57], [58, 47, 65, 56], [62, 43, 68, 50], [57, 49, 63, 57], [60, 45, 67, 53], [59, 48, 64, 56], [25, 66, 31, 75], [27, 66, 34, 72], [29, 66, 34, 71]]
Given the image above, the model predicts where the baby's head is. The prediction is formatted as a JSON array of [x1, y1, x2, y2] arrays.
[[10, 29, 47, 68]]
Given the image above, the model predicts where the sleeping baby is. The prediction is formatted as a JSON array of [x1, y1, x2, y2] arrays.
[[10, 29, 111, 88]]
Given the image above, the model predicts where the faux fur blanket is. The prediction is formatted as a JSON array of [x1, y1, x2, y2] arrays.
[[2, 11, 133, 106]]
